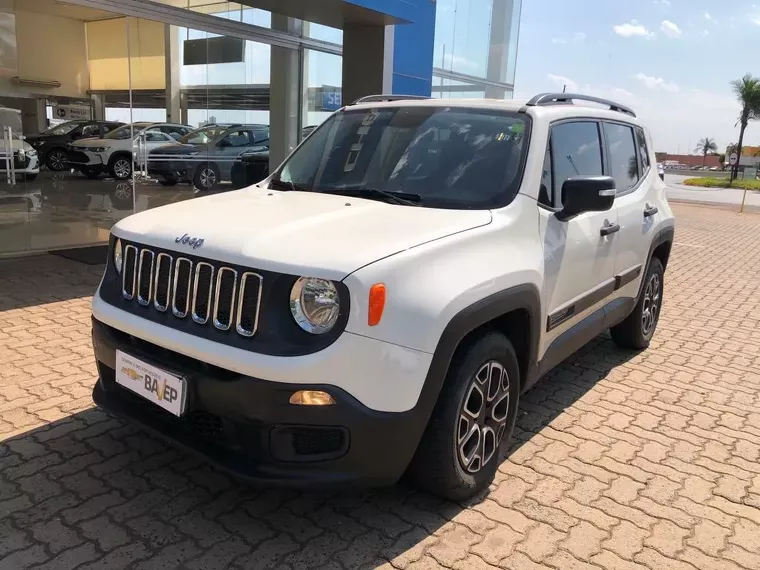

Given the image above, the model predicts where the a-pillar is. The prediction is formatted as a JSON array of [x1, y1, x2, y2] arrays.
[[269, 15, 302, 171]]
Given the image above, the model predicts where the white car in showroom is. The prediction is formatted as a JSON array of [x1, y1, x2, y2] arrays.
[[67, 122, 193, 180], [0, 106, 40, 182]]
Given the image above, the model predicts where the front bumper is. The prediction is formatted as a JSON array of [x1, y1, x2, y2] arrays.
[[68, 149, 106, 168], [91, 317, 429, 488], [147, 159, 193, 181]]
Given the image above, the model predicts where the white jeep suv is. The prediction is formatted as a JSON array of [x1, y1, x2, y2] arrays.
[[68, 122, 192, 180], [90, 93, 674, 500]]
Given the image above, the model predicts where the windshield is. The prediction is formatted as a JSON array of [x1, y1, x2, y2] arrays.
[[42, 121, 87, 136], [275, 106, 530, 209], [179, 126, 228, 145], [105, 123, 150, 140]]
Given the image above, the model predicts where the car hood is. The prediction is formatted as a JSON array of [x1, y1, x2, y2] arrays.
[[112, 187, 493, 280], [149, 143, 200, 155]]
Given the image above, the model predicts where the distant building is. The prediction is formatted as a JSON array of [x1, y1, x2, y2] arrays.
[[660, 154, 722, 168]]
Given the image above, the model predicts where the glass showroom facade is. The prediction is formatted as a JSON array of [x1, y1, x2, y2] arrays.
[[0, 0, 520, 257]]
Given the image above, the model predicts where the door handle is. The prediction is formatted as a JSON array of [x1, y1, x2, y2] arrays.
[[600, 222, 620, 236], [644, 204, 659, 217]]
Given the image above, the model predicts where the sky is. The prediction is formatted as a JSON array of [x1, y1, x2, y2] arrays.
[[513, 0, 760, 154]]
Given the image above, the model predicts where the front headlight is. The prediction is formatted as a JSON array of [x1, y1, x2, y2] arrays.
[[113, 238, 123, 274], [27, 148, 37, 157], [290, 277, 340, 334], [90, 147, 107, 153]]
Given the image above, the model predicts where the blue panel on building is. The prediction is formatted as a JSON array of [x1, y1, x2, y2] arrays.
[[344, 0, 436, 98]]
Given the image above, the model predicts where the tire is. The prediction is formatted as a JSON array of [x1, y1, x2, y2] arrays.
[[46, 149, 68, 171], [408, 331, 520, 501], [81, 167, 100, 179], [159, 178, 178, 187], [110, 156, 133, 180], [610, 257, 664, 349], [193, 163, 219, 190]]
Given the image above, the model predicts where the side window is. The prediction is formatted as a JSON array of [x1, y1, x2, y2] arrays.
[[635, 127, 650, 172], [221, 130, 252, 147], [144, 130, 170, 142], [603, 122, 639, 193], [81, 124, 98, 137], [538, 143, 552, 206], [550, 121, 603, 206]]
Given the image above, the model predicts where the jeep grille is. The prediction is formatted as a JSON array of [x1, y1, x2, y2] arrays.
[[121, 245, 262, 336]]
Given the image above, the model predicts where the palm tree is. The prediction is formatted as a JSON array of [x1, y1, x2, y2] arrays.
[[695, 137, 718, 166], [730, 74, 760, 181]]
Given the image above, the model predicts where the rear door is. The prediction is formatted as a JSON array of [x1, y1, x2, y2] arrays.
[[603, 121, 660, 305], [537, 119, 620, 360]]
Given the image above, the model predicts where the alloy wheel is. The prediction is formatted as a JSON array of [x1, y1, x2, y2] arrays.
[[113, 159, 132, 179], [48, 151, 66, 171], [199, 167, 216, 188], [114, 182, 132, 200], [457, 361, 511, 474], [641, 273, 661, 335]]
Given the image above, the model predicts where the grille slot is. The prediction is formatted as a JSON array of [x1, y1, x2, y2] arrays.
[[172, 257, 193, 318], [122, 245, 138, 300], [137, 249, 155, 306], [192, 262, 215, 325], [120, 243, 261, 338], [236, 272, 263, 337], [213, 267, 238, 331], [153, 253, 173, 312]]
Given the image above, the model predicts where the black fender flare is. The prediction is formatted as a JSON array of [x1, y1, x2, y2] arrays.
[[405, 283, 542, 453], [637, 225, 675, 299]]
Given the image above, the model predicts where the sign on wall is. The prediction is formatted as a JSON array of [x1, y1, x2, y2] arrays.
[[53, 105, 91, 121], [322, 88, 342, 111]]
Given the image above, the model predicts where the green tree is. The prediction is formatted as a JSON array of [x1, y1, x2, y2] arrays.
[[730, 74, 760, 181], [695, 137, 718, 166]]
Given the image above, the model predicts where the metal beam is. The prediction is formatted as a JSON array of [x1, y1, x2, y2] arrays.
[[64, 0, 343, 55], [433, 67, 513, 91]]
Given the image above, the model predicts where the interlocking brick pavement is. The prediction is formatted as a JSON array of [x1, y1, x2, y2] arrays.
[[2, 202, 760, 569]]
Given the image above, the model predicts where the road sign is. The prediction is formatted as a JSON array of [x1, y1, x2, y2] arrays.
[[321, 89, 342, 111], [729, 152, 738, 166]]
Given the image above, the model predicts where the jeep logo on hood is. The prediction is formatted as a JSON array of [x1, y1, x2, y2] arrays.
[[175, 233, 204, 249]]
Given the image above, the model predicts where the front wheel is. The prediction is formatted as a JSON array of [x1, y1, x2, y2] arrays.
[[611, 257, 664, 349], [408, 331, 520, 501], [110, 156, 133, 180], [193, 163, 219, 190], [46, 149, 68, 171]]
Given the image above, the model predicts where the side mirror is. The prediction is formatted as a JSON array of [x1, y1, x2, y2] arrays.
[[559, 176, 616, 218]]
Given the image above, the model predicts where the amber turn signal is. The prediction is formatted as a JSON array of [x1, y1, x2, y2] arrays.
[[368, 283, 386, 326], [289, 390, 336, 406]]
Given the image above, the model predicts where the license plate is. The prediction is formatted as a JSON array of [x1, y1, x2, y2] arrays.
[[115, 350, 186, 417]]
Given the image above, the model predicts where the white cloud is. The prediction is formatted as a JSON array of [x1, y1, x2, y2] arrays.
[[635, 73, 680, 92], [547, 74, 578, 92], [753, 15, 760, 25], [654, 0, 670, 5], [551, 32, 586, 45], [704, 12, 713, 21], [660, 20, 683, 37], [614, 20, 654, 38]]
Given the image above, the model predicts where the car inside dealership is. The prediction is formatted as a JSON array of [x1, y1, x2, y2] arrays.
[[0, 0, 519, 258]]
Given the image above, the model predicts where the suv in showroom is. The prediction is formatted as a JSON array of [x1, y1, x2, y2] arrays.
[[26, 120, 125, 171], [67, 122, 193, 180], [90, 93, 674, 500], [147, 124, 269, 189]]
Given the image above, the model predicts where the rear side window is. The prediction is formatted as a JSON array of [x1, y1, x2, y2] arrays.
[[635, 127, 650, 172], [603, 122, 638, 193], [550, 121, 603, 206]]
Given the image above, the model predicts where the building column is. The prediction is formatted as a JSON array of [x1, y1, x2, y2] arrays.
[[341, 24, 394, 104], [269, 15, 302, 170], [485, 0, 514, 98], [164, 23, 181, 123], [34, 98, 47, 132], [91, 94, 106, 121]]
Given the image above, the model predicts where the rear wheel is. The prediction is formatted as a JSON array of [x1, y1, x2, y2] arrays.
[[408, 331, 520, 501], [46, 149, 68, 171], [611, 257, 664, 349]]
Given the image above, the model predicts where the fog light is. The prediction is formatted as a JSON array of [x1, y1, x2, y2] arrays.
[[289, 390, 336, 406]]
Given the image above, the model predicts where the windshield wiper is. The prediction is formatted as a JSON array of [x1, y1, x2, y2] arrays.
[[320, 187, 422, 206], [269, 178, 311, 192]]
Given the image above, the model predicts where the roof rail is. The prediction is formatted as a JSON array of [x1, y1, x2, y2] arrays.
[[350, 94, 431, 105], [525, 92, 636, 118]]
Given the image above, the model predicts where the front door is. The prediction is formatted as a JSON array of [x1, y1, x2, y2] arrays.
[[538, 120, 620, 362]]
